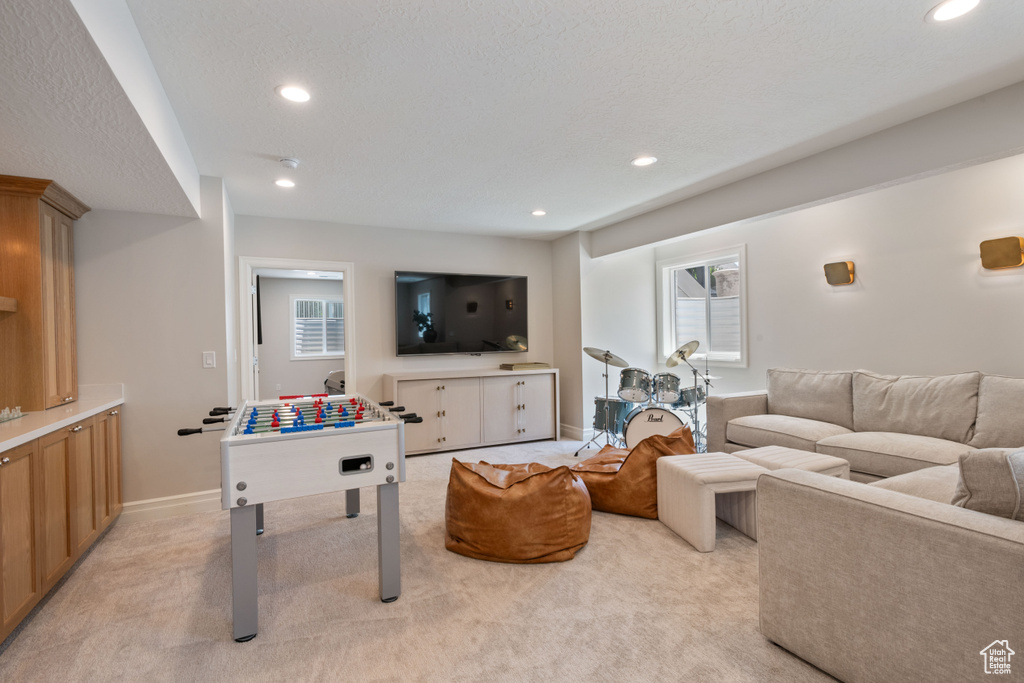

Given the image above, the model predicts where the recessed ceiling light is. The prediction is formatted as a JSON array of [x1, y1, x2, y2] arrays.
[[631, 156, 658, 167], [275, 179, 295, 188], [276, 85, 310, 102], [532, 209, 547, 217], [926, 0, 980, 22]]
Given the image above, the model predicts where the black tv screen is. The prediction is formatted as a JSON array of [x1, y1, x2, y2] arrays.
[[395, 271, 528, 356]]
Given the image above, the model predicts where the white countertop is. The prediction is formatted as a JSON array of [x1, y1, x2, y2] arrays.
[[0, 384, 125, 452]]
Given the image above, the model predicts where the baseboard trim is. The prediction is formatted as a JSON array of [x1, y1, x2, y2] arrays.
[[560, 423, 588, 441], [120, 489, 222, 523]]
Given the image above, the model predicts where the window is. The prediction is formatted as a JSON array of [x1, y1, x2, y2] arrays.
[[292, 297, 344, 359], [416, 292, 430, 338], [657, 246, 746, 366]]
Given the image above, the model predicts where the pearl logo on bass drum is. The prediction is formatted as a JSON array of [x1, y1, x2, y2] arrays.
[[646, 413, 664, 422]]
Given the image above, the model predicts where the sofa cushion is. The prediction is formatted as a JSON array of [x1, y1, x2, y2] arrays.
[[951, 448, 1024, 521], [969, 374, 1024, 449], [869, 464, 960, 503], [852, 370, 980, 443], [766, 368, 854, 430], [727, 414, 851, 452], [816, 431, 975, 478]]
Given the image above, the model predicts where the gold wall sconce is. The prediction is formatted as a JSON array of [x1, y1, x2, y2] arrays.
[[824, 261, 855, 286], [979, 237, 1024, 269]]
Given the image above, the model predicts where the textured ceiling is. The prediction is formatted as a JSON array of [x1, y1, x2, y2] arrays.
[[5, 1, 1024, 237], [0, 0, 196, 217]]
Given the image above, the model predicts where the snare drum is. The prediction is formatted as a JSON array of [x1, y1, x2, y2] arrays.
[[623, 407, 685, 448], [673, 385, 707, 408], [618, 368, 652, 403], [652, 372, 681, 404], [593, 397, 636, 435]]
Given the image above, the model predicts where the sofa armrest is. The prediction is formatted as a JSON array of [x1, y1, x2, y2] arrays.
[[757, 469, 1024, 683], [705, 390, 767, 453]]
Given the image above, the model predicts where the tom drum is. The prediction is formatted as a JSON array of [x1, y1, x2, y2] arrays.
[[673, 385, 707, 409], [652, 372, 681, 404], [618, 368, 652, 403], [623, 407, 684, 449], [593, 397, 636, 435]]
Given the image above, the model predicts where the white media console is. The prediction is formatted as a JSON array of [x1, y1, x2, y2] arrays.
[[383, 368, 559, 454]]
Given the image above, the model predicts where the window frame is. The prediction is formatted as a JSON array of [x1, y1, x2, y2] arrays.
[[656, 244, 747, 368], [290, 295, 346, 361]]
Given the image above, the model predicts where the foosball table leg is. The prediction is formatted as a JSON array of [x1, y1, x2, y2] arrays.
[[255, 503, 265, 535], [377, 482, 400, 603], [231, 505, 259, 642], [346, 488, 360, 518]]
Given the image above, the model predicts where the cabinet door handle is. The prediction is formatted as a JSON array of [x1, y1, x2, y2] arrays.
[[108, 410, 119, 416], [0, 457, 9, 466], [437, 411, 441, 418], [442, 436, 446, 442], [63, 396, 74, 403], [442, 410, 446, 417], [69, 425, 83, 433]]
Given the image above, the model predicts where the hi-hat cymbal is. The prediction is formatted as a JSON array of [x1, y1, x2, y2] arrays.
[[584, 347, 629, 368], [665, 340, 699, 367], [506, 335, 528, 351]]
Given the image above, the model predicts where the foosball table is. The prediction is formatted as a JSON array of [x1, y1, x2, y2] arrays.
[[216, 394, 407, 642]]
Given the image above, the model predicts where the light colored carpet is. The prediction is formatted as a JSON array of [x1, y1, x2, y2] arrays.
[[0, 440, 832, 682]]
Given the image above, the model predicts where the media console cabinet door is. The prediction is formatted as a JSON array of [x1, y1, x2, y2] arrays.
[[439, 378, 482, 449], [396, 380, 442, 453], [482, 376, 520, 443], [519, 374, 556, 440]]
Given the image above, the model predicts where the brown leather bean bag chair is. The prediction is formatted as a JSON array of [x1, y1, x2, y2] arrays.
[[571, 427, 696, 519], [445, 460, 592, 563]]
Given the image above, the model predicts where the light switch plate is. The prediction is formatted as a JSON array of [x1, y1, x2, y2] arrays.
[[203, 351, 216, 369]]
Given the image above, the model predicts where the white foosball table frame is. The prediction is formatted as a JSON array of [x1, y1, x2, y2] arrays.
[[220, 394, 406, 642]]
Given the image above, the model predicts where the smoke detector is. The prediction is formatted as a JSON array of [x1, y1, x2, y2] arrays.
[[280, 157, 300, 169]]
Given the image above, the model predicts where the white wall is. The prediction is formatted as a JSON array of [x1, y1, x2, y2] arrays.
[[551, 232, 585, 438], [572, 152, 1024, 433], [75, 176, 232, 503], [235, 216, 554, 401], [258, 277, 344, 397]]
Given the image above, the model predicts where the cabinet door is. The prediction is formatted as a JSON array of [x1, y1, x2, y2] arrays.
[[94, 413, 112, 531], [0, 442, 43, 642], [440, 378, 481, 449], [519, 374, 556, 440], [37, 429, 73, 590], [38, 204, 77, 408], [481, 376, 519, 443], [105, 409, 123, 520], [396, 380, 441, 453], [70, 418, 98, 557]]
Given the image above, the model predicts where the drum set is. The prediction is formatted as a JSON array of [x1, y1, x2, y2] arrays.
[[578, 341, 714, 455]]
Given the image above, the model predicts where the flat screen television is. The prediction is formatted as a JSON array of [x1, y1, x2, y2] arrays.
[[395, 271, 528, 356]]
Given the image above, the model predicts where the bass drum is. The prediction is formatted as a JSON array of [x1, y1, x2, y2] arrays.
[[623, 407, 685, 449]]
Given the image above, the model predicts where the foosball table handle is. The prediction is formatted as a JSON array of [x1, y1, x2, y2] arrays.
[[379, 401, 395, 407], [204, 417, 227, 424], [178, 428, 204, 436], [210, 406, 235, 416], [387, 406, 405, 413], [403, 416, 423, 424]]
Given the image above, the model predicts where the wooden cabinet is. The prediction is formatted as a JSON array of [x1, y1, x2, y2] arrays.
[[0, 175, 89, 412], [385, 369, 559, 455], [0, 405, 123, 639], [0, 441, 42, 642]]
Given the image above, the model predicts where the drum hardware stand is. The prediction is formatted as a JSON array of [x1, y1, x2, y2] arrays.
[[578, 347, 629, 456]]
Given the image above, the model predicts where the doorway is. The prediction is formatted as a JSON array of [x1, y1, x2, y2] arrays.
[[238, 256, 355, 401]]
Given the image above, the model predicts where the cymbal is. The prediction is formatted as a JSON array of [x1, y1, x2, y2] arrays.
[[506, 335, 528, 351], [665, 340, 699, 367], [584, 346, 629, 368]]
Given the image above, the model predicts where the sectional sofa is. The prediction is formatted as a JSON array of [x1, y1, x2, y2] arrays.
[[706, 367, 1024, 482], [706, 368, 1024, 681]]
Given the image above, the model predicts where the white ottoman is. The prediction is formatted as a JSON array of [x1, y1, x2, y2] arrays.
[[734, 445, 850, 479], [657, 453, 769, 552]]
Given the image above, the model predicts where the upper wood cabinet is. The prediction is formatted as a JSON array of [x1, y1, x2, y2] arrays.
[[0, 175, 89, 411]]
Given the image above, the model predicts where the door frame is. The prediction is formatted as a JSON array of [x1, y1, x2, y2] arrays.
[[238, 256, 356, 402]]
